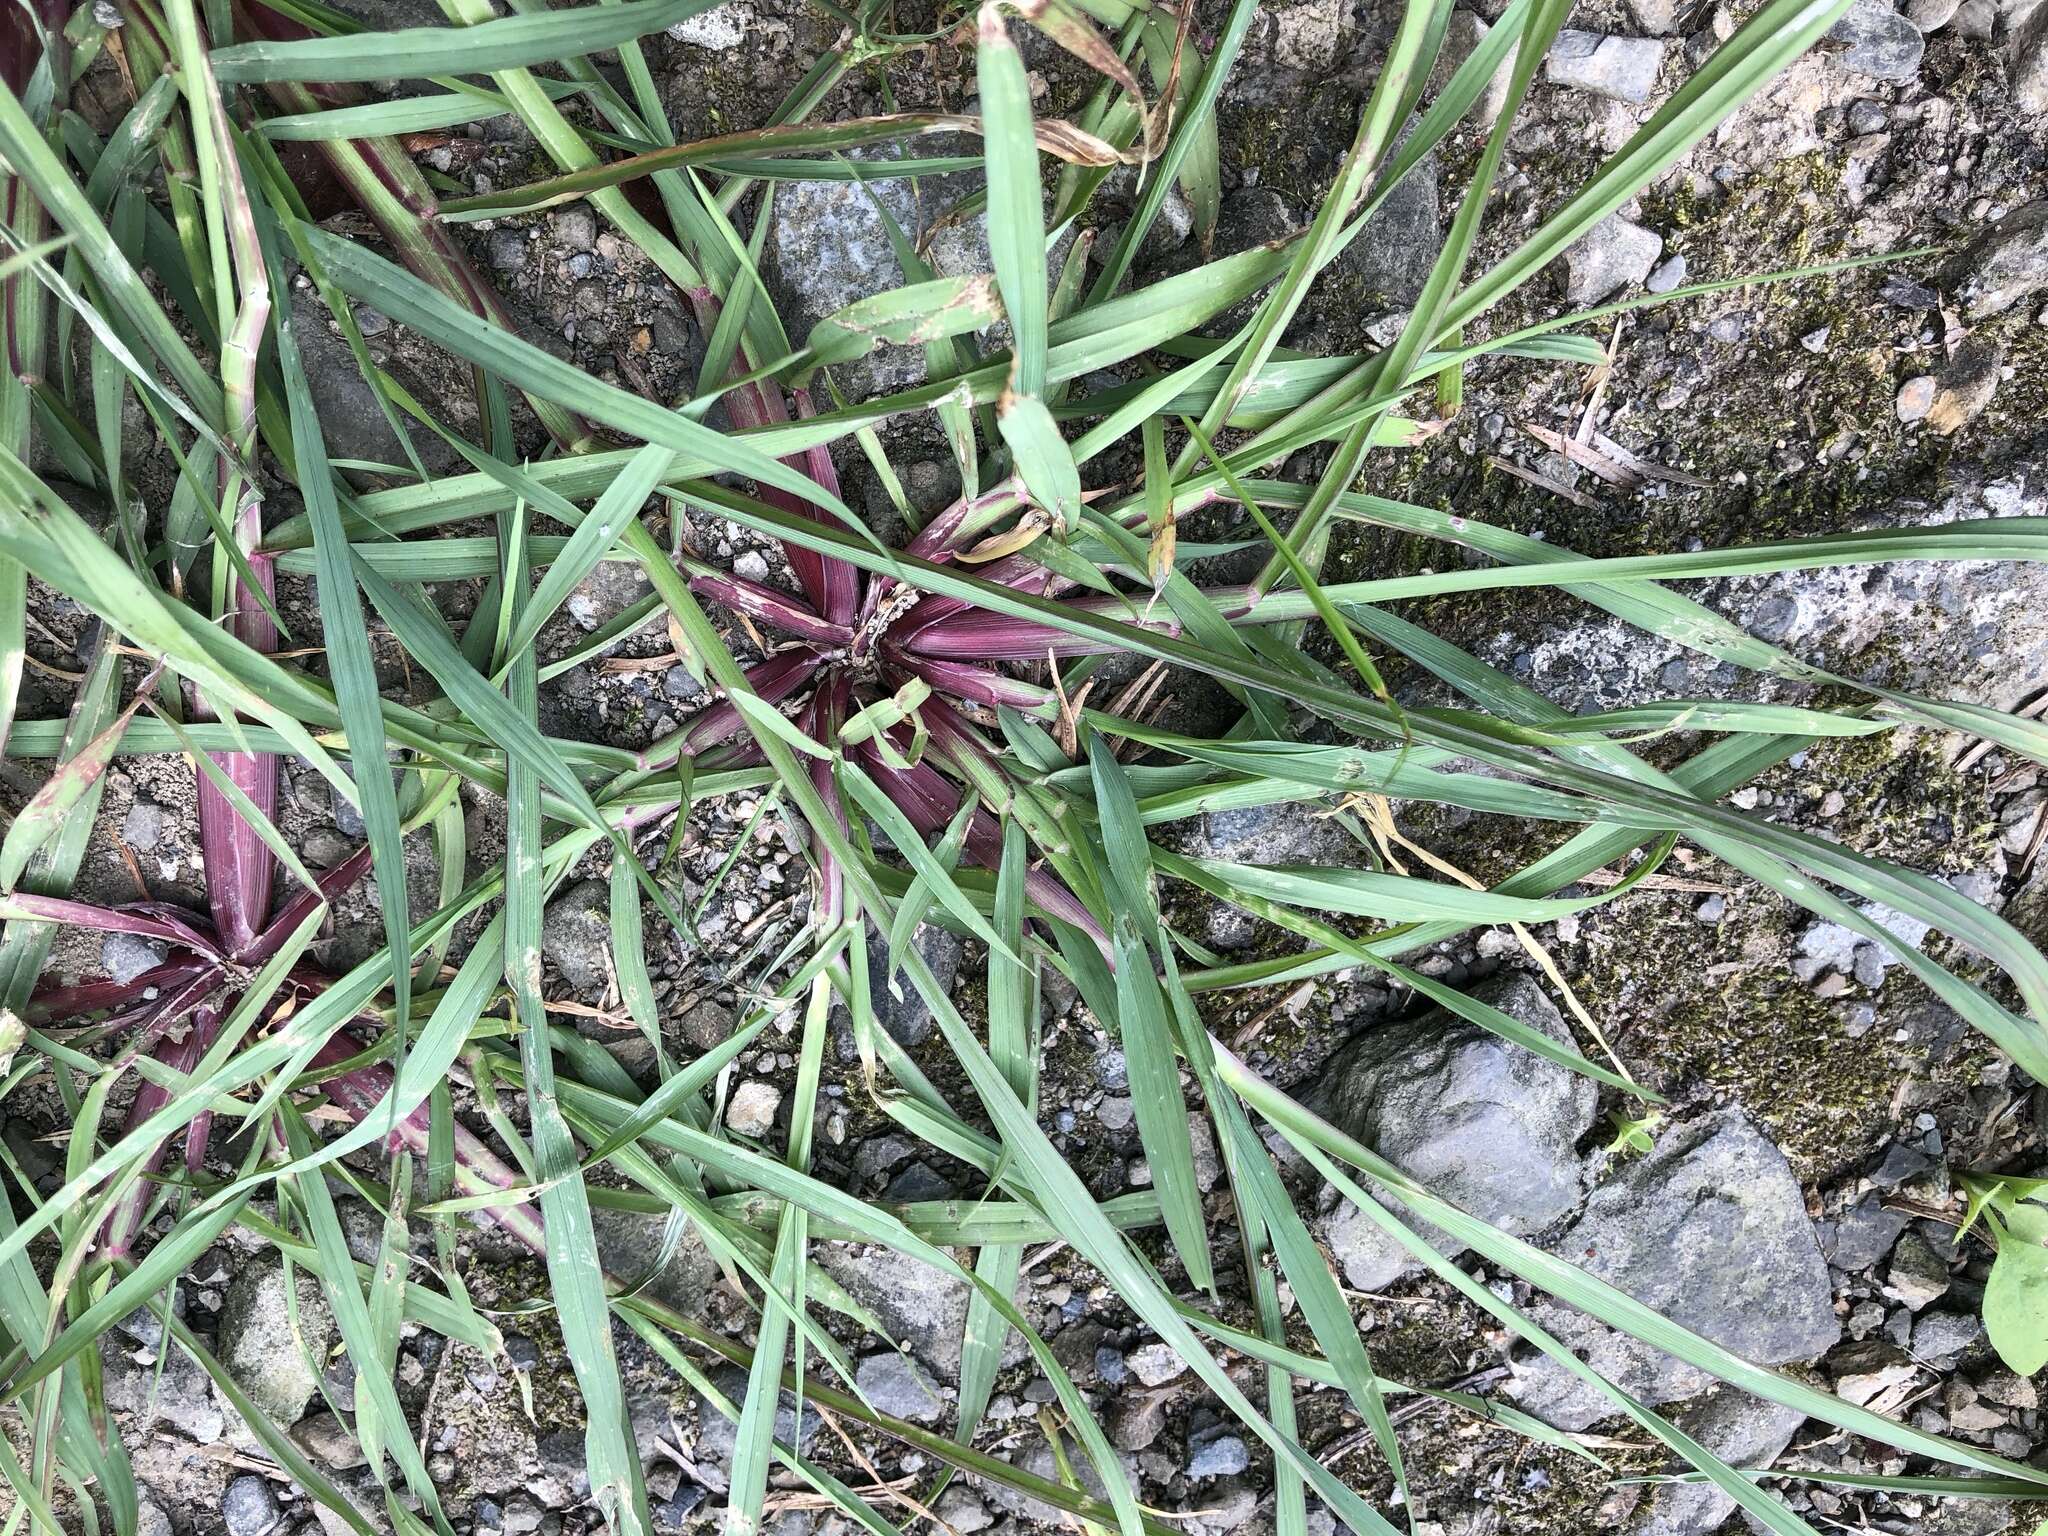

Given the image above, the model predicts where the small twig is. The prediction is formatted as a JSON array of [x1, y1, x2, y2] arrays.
[[1485, 454, 1597, 509]]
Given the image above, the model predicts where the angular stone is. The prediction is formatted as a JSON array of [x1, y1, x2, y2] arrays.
[[1950, 201, 2048, 321], [1626, 1387, 1806, 1536], [1545, 30, 1666, 102], [590, 1208, 718, 1318], [1885, 1229, 1951, 1311], [102, 932, 166, 985], [765, 149, 996, 398], [1333, 138, 1441, 308], [693, 1365, 819, 1492], [1826, 0, 1926, 79], [817, 1245, 1030, 1379], [725, 1080, 782, 1138], [1563, 214, 1664, 305], [855, 1352, 945, 1424], [1505, 1108, 1838, 1431], [1316, 972, 1595, 1293], [540, 879, 611, 996], [1911, 1309, 1983, 1360], [217, 1252, 336, 1429], [832, 919, 963, 1060], [223, 1475, 280, 1536], [1820, 1192, 1907, 1272], [2014, 0, 2048, 114], [1429, 11, 1517, 125]]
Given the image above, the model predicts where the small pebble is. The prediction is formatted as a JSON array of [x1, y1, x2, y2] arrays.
[[1896, 375, 1937, 422], [726, 1081, 782, 1138], [222, 1476, 280, 1536]]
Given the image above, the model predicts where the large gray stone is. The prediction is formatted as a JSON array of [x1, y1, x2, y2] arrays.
[[1505, 1108, 1839, 1431], [817, 1244, 1030, 1380], [1826, 0, 1925, 79], [591, 1209, 719, 1318], [1545, 31, 1666, 102], [831, 919, 963, 1061], [693, 1365, 819, 1492], [1563, 214, 1664, 305], [1313, 972, 1596, 1292], [976, 1435, 1138, 1524], [541, 879, 611, 996], [1627, 1387, 1805, 1536], [216, 1251, 336, 1429], [1333, 143, 1441, 309], [287, 286, 457, 481], [765, 149, 997, 398], [2014, 0, 2048, 115], [1163, 800, 1373, 951], [855, 1351, 945, 1423], [1950, 201, 2048, 321], [1481, 471, 2048, 723]]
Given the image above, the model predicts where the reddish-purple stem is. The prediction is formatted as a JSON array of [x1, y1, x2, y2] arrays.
[[101, 1008, 224, 1259], [196, 545, 279, 954], [684, 288, 860, 626]]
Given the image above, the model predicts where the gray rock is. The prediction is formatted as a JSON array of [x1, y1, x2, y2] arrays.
[[978, 1435, 1137, 1524], [1429, 11, 1517, 124], [818, 1245, 1028, 1379], [934, 1488, 993, 1533], [121, 801, 166, 851], [1480, 471, 2048, 720], [1821, 1193, 1908, 1271], [1627, 0, 1683, 32], [1334, 142, 1441, 309], [223, 1475, 281, 1536], [1911, 1309, 1983, 1360], [590, 1208, 718, 1319], [766, 149, 995, 397], [883, 1160, 955, 1202], [2014, 0, 2048, 114], [1646, 254, 1688, 293], [487, 228, 529, 272], [565, 560, 654, 634], [217, 1251, 336, 1428], [855, 1351, 944, 1423], [541, 879, 612, 995], [1185, 1430, 1251, 1479], [1545, 30, 1666, 102], [853, 1134, 916, 1185], [1885, 1229, 1951, 1311], [1826, 0, 1925, 78], [693, 1365, 820, 1491], [115, 1289, 184, 1350], [1506, 1108, 1839, 1431], [135, 1499, 172, 1536], [1626, 1387, 1805, 1536], [287, 285, 455, 480], [832, 920, 963, 1059], [1951, 202, 2048, 321], [1315, 973, 1596, 1292], [1563, 214, 1664, 304], [667, 1, 749, 48], [1111, 1392, 1169, 1451], [1125, 1341, 1187, 1387], [103, 932, 167, 985], [291, 1411, 367, 1470], [103, 1341, 226, 1444], [677, 999, 735, 1052], [1161, 802, 1370, 951], [726, 1080, 782, 1138]]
